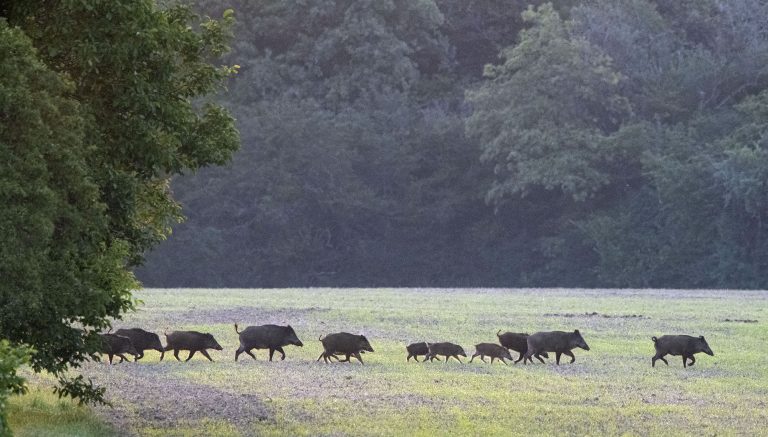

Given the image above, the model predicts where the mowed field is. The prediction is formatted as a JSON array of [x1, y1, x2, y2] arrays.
[[10, 288, 768, 436]]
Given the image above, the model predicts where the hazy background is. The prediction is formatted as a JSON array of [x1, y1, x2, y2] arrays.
[[136, 0, 768, 289]]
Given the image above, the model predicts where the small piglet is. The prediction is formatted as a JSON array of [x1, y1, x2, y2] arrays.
[[317, 332, 374, 364], [98, 333, 138, 364], [652, 335, 714, 368], [162, 330, 223, 362], [470, 343, 513, 364], [524, 330, 590, 365], [425, 342, 466, 363], [114, 328, 164, 361], [234, 324, 303, 362], [496, 331, 549, 364]]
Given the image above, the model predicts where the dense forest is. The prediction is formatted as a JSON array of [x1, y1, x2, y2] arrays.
[[137, 0, 768, 289]]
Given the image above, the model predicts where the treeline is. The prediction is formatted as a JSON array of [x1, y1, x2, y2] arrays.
[[136, 0, 768, 289]]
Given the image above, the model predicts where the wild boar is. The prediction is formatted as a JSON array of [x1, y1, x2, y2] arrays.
[[162, 330, 223, 362], [524, 330, 590, 365], [234, 323, 304, 361], [406, 342, 434, 362], [470, 343, 514, 364], [425, 342, 466, 363], [496, 330, 549, 364], [98, 333, 138, 364], [652, 335, 714, 368], [114, 328, 164, 361], [317, 333, 374, 364]]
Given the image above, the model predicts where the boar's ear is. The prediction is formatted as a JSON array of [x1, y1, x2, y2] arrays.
[[699, 335, 705, 340], [574, 329, 580, 334], [359, 335, 366, 340]]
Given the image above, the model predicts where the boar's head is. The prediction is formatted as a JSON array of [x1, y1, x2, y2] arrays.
[[572, 330, 590, 351]]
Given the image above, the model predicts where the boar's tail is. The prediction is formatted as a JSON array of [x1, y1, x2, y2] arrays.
[[318, 335, 324, 341], [163, 327, 170, 337], [497, 329, 502, 337], [651, 336, 658, 343], [234, 323, 241, 334]]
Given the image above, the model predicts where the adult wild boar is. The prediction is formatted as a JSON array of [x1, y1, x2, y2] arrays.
[[114, 328, 164, 361], [406, 342, 438, 362], [317, 332, 374, 364], [234, 323, 303, 361], [470, 343, 513, 364], [425, 342, 466, 363], [652, 335, 714, 368], [162, 330, 223, 362], [496, 330, 549, 364], [524, 330, 590, 365], [98, 333, 138, 364]]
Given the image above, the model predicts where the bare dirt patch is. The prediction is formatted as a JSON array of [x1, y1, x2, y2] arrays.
[[81, 362, 270, 435]]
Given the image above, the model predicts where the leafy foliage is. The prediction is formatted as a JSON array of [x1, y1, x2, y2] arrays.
[[134, 0, 768, 288], [1, 0, 238, 406]]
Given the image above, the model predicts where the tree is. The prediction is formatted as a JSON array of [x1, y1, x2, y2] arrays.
[[1, 0, 238, 406]]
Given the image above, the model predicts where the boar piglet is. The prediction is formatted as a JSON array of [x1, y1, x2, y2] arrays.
[[162, 330, 223, 362], [317, 332, 374, 364], [425, 342, 466, 363], [496, 331, 549, 364], [524, 330, 590, 365], [98, 333, 138, 364], [652, 335, 714, 368], [470, 343, 513, 364], [406, 342, 442, 362], [234, 323, 303, 362], [114, 328, 164, 361]]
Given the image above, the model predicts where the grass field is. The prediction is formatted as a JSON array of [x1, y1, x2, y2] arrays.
[[10, 288, 768, 436]]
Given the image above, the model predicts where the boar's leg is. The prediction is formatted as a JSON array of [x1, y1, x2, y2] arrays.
[[407, 354, 413, 362], [500, 357, 508, 365], [317, 352, 325, 362], [268, 349, 275, 361], [652, 353, 668, 367], [352, 352, 364, 365], [277, 347, 287, 360], [453, 355, 463, 364], [244, 349, 257, 360], [107, 354, 114, 365], [173, 349, 181, 361], [555, 352, 562, 365], [134, 351, 144, 362], [490, 356, 496, 364], [682, 355, 687, 368], [186, 350, 197, 362], [469, 353, 478, 363], [535, 354, 546, 364], [564, 351, 576, 364], [234, 347, 243, 362], [200, 350, 214, 362], [686, 355, 695, 367], [514, 352, 525, 364]]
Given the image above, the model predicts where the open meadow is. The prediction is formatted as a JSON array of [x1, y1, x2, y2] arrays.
[[11, 288, 768, 436]]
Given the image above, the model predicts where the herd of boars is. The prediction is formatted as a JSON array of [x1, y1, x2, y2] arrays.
[[97, 325, 715, 368]]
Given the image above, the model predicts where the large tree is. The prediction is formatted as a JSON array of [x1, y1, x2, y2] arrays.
[[0, 0, 238, 406]]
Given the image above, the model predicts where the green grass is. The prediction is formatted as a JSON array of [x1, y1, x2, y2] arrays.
[[7, 389, 116, 437], [11, 288, 768, 436]]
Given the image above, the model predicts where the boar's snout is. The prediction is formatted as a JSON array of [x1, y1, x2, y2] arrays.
[[699, 336, 714, 356]]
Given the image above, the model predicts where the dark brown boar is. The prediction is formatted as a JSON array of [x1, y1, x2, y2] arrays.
[[162, 330, 223, 362], [524, 330, 590, 365], [98, 333, 138, 364], [496, 330, 549, 364], [425, 342, 466, 363], [405, 342, 430, 362], [317, 333, 374, 364], [652, 335, 714, 368], [470, 343, 513, 364], [114, 328, 164, 361], [234, 324, 303, 362]]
